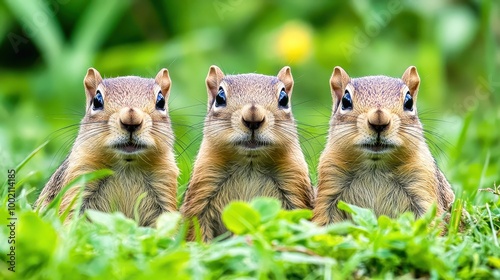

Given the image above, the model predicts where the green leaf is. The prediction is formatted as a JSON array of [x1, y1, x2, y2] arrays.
[[377, 215, 393, 229], [278, 251, 337, 266], [156, 212, 182, 238], [337, 201, 377, 229], [148, 251, 190, 279], [251, 197, 281, 222], [488, 257, 500, 269], [279, 209, 313, 223], [86, 210, 136, 232], [17, 211, 58, 274], [222, 201, 260, 235]]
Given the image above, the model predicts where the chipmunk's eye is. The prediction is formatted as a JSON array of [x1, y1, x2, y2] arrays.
[[156, 91, 166, 110], [341, 89, 353, 111], [92, 90, 104, 110], [278, 88, 289, 108], [215, 87, 226, 107], [403, 91, 413, 111]]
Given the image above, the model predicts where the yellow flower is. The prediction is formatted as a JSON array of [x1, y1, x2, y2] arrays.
[[275, 21, 313, 64]]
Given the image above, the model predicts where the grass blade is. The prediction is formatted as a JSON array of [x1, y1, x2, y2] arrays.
[[4, 0, 64, 66], [71, 0, 130, 55], [15, 141, 49, 172], [1, 141, 48, 198], [39, 169, 113, 215], [486, 203, 499, 247]]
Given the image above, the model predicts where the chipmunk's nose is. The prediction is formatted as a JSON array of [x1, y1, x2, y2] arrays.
[[119, 107, 143, 133], [243, 119, 264, 130], [242, 104, 265, 131], [367, 109, 390, 133], [121, 123, 141, 133]]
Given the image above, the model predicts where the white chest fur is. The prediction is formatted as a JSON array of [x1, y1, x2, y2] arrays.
[[217, 164, 283, 203], [338, 166, 415, 218], [83, 168, 161, 225]]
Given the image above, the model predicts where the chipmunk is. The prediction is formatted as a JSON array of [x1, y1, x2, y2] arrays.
[[181, 65, 314, 241], [313, 66, 455, 225], [35, 68, 179, 226]]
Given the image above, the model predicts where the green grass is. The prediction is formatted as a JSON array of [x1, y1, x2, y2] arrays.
[[0, 180, 499, 279]]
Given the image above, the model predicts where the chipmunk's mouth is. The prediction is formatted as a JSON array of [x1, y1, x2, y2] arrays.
[[359, 142, 395, 153], [236, 139, 270, 150], [113, 142, 148, 154]]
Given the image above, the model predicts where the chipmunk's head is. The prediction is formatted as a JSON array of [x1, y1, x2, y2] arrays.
[[203, 65, 297, 158], [328, 66, 422, 162], [79, 68, 174, 163]]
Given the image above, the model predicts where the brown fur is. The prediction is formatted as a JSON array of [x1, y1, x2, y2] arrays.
[[181, 65, 314, 241], [313, 66, 455, 225], [35, 68, 179, 226]]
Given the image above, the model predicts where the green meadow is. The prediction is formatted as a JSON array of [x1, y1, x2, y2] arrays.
[[0, 1, 499, 279]]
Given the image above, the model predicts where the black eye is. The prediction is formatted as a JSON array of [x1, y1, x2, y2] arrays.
[[404, 91, 413, 111], [341, 89, 353, 110], [215, 87, 226, 107], [156, 91, 166, 110], [92, 90, 104, 110], [278, 88, 289, 108]]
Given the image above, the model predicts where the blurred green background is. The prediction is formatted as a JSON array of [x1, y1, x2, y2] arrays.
[[0, 0, 498, 204]]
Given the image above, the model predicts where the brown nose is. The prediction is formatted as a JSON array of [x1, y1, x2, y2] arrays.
[[243, 119, 264, 130], [241, 104, 265, 131], [121, 122, 141, 133], [367, 109, 390, 133], [119, 107, 143, 133]]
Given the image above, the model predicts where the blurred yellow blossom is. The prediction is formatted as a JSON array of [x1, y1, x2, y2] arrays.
[[275, 21, 313, 64]]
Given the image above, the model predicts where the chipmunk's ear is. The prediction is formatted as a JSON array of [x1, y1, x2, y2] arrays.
[[330, 66, 350, 110], [84, 68, 103, 107], [155, 68, 171, 99], [402, 66, 420, 98], [206, 65, 225, 106], [277, 66, 294, 95]]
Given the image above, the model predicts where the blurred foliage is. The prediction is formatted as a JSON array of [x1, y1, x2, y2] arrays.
[[0, 0, 499, 278], [1, 195, 499, 279]]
